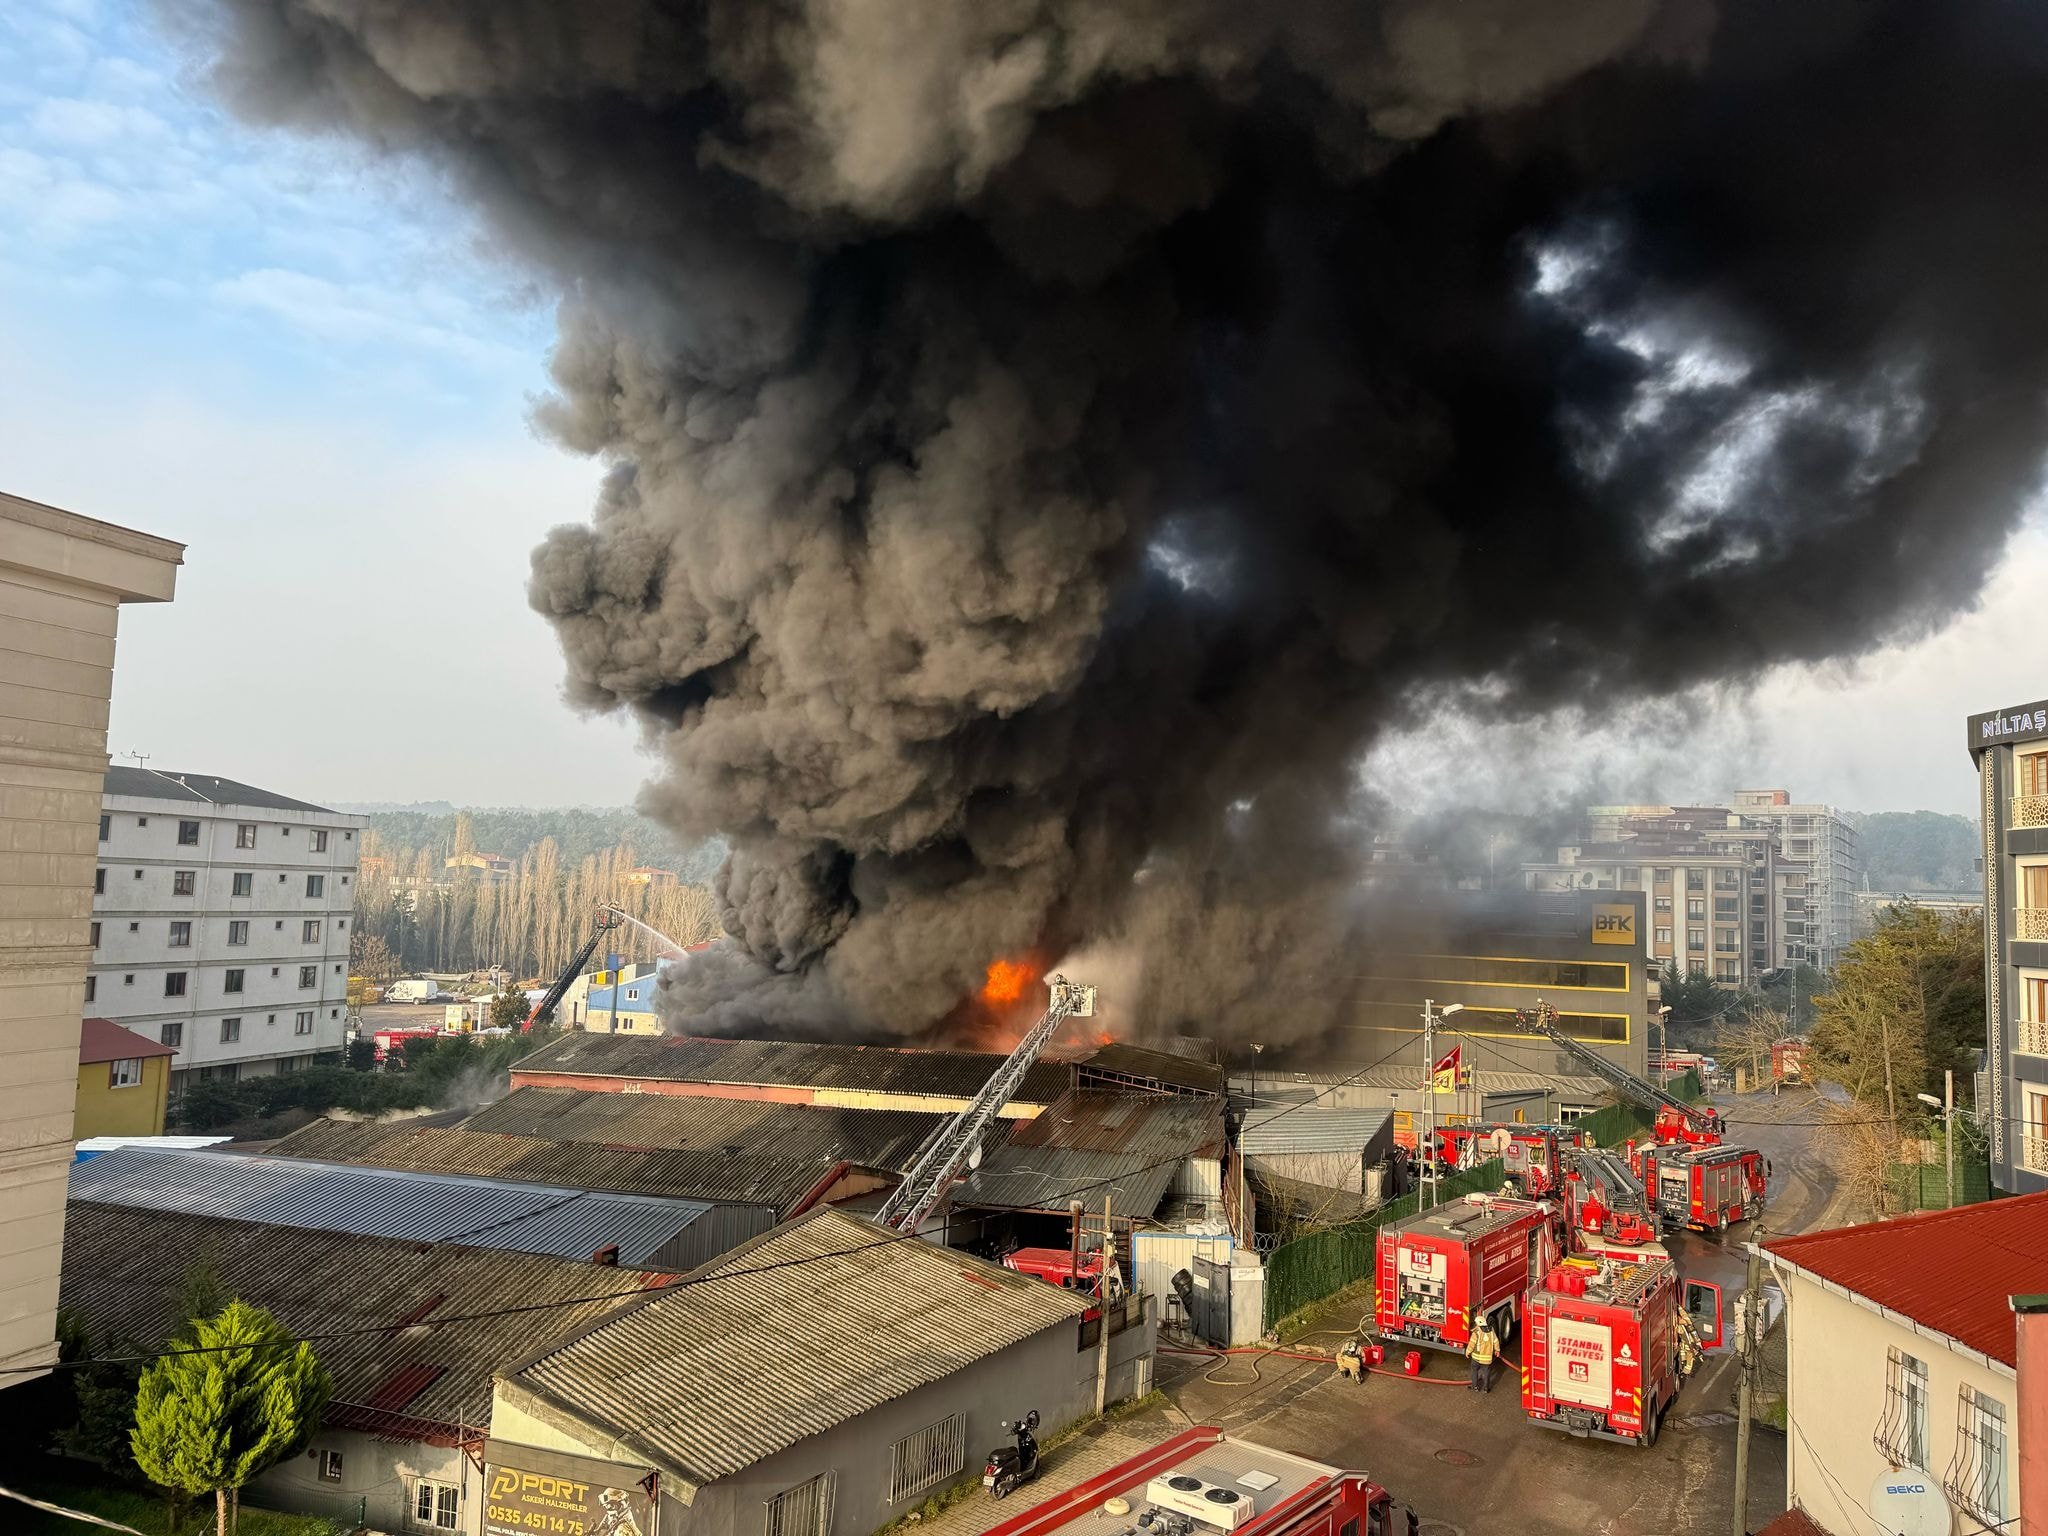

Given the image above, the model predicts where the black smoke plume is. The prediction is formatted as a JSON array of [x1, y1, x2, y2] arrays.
[[192, 1, 2048, 1041]]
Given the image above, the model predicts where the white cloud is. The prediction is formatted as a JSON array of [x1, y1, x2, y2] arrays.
[[211, 266, 527, 370]]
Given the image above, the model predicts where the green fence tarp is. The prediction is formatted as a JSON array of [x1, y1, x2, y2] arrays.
[[1262, 1158, 1506, 1330], [1887, 1159, 1993, 1211], [1259, 1070, 1709, 1331]]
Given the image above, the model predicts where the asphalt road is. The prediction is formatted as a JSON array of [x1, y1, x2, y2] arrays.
[[1150, 1085, 1851, 1536]]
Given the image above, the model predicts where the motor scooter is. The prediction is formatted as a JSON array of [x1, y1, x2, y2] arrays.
[[982, 1410, 1041, 1499]]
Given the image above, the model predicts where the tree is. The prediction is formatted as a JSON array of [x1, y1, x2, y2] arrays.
[[348, 931, 400, 985], [131, 1301, 331, 1536], [1656, 962, 1731, 1035], [1714, 1003, 1787, 1090], [345, 1036, 376, 1072], [489, 985, 528, 1031], [1809, 904, 1982, 1120]]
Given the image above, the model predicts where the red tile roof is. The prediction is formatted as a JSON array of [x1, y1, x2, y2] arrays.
[[79, 1017, 177, 1064], [1753, 1507, 1828, 1536], [1763, 1191, 2048, 1367]]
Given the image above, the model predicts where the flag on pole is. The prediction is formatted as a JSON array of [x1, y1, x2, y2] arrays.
[[1430, 1045, 1462, 1094]]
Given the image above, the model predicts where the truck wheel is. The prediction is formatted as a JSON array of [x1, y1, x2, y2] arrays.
[[1643, 1396, 1664, 1448], [1493, 1306, 1516, 1346]]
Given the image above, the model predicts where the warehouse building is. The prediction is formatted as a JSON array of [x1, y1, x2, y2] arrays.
[[69, 1146, 768, 1270], [1240, 1105, 1395, 1225], [487, 1208, 1155, 1536], [60, 1203, 668, 1534], [507, 1033, 1072, 1117]]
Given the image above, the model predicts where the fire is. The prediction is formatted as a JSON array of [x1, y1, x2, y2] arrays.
[[980, 958, 1033, 1007]]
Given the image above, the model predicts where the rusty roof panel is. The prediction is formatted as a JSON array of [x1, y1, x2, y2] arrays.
[[60, 1203, 665, 1436]]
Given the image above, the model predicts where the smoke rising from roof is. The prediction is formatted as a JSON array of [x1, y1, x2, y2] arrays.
[[193, 0, 2048, 1040]]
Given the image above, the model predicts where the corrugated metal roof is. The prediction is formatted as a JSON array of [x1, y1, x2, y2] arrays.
[[952, 1145, 1182, 1218], [102, 766, 341, 814], [511, 1034, 1071, 1105], [510, 1208, 1087, 1490], [70, 1147, 725, 1269], [1763, 1190, 2048, 1367], [1257, 1066, 1610, 1098], [270, 1117, 829, 1217], [461, 1085, 944, 1169], [1007, 1091, 1224, 1156], [1241, 1106, 1393, 1157], [61, 1203, 667, 1438], [1076, 1043, 1225, 1097]]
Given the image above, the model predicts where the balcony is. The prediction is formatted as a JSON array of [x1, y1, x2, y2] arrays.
[[2025, 1133, 2048, 1175], [2020, 1018, 2048, 1056], [2014, 795, 2048, 830], [2019, 908, 2048, 942]]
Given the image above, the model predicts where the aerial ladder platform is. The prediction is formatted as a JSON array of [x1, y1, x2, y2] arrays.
[[1504, 1002, 1724, 1143], [873, 974, 1095, 1235]]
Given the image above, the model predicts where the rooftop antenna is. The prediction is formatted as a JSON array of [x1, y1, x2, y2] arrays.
[[123, 750, 152, 768]]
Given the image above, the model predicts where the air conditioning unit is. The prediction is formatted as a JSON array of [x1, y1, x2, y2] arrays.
[[1144, 1474, 1256, 1531]]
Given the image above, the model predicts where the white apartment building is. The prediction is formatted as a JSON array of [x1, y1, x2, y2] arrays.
[[0, 490, 182, 1383], [91, 769, 361, 1089], [1729, 790, 1860, 969]]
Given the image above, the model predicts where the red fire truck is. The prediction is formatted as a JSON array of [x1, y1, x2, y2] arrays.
[[369, 1025, 442, 1065], [982, 1426, 1396, 1536], [1004, 1247, 1108, 1294], [1435, 1123, 1590, 1199], [1523, 1254, 1724, 1447], [1375, 1194, 1562, 1353], [1633, 1141, 1768, 1233]]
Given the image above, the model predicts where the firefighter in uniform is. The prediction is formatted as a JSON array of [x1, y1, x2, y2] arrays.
[[1465, 1314, 1500, 1393]]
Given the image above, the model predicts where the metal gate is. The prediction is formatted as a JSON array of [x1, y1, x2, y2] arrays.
[[1191, 1254, 1231, 1344]]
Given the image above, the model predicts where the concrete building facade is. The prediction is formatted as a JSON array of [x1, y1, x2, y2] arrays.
[[91, 769, 361, 1090], [74, 1016, 175, 1139], [0, 491, 181, 1383], [1969, 693, 2048, 1193]]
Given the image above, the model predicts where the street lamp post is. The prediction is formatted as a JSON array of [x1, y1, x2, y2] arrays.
[[1917, 1070, 1958, 1208], [1420, 1000, 1465, 1210]]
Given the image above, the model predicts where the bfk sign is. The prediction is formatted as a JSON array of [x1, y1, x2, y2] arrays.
[[1967, 700, 2048, 751]]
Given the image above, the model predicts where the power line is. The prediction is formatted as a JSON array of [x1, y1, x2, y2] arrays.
[[12, 1028, 1432, 1381]]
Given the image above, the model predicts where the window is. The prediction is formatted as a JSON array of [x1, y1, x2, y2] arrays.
[[163, 972, 187, 997], [169, 921, 191, 947], [338, 918, 346, 929], [303, 919, 322, 943], [413, 1480, 459, 1531], [1655, 926, 1672, 945], [311, 830, 328, 852], [98, 814, 109, 842], [320, 1450, 344, 1483], [296, 1011, 314, 1035], [177, 819, 200, 845], [2021, 748, 2048, 799], [1876, 1346, 1930, 1469], [173, 870, 196, 896], [1945, 1386, 2007, 1526], [765, 1473, 834, 1536], [224, 969, 244, 993], [236, 824, 256, 849], [890, 1415, 965, 1502], [84, 975, 96, 1003], [109, 1058, 142, 1089], [160, 1021, 182, 1049], [133, 868, 143, 879], [1716, 960, 1740, 983], [136, 816, 147, 826], [220, 1018, 241, 1044], [94, 868, 105, 895], [1716, 930, 1739, 952], [228, 921, 248, 946], [1687, 870, 1705, 891], [1714, 897, 1739, 918], [1687, 897, 1706, 919], [306, 875, 325, 898], [128, 921, 138, 932], [299, 965, 317, 988], [123, 974, 133, 985], [2022, 973, 2048, 1055], [1654, 896, 1672, 913], [1687, 926, 1706, 951], [90, 921, 100, 946], [341, 875, 349, 886], [232, 872, 252, 897]]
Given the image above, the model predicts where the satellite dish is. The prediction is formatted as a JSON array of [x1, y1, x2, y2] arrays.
[[1485, 1128, 1514, 1155], [1868, 1473, 1952, 1536]]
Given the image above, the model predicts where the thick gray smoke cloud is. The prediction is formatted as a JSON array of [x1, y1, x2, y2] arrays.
[[193, 0, 2048, 1040]]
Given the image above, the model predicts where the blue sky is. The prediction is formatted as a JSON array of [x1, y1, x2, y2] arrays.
[[2, 0, 2039, 817]]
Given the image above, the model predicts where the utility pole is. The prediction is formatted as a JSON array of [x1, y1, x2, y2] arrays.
[[1421, 1000, 1437, 1212], [1945, 1068, 1956, 1209], [1094, 1193, 1113, 1414], [1731, 1240, 1763, 1536]]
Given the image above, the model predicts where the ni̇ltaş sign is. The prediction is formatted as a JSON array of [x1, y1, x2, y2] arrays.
[[1968, 700, 2048, 752]]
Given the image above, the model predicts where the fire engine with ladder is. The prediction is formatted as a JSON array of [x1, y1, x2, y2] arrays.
[[1522, 1251, 1724, 1447], [1375, 1192, 1562, 1354], [1505, 1002, 1767, 1232]]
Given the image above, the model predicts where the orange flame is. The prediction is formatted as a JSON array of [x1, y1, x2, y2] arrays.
[[980, 958, 1032, 1007]]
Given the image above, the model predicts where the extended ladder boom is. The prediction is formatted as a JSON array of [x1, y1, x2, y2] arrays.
[[523, 909, 623, 1031], [1507, 1003, 1720, 1137], [874, 974, 1094, 1234]]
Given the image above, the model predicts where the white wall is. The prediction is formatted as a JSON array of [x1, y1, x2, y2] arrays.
[[253, 1428, 477, 1535], [1776, 1263, 2019, 1536], [90, 791, 361, 1081]]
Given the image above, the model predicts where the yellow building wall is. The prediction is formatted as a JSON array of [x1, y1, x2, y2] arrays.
[[73, 1055, 169, 1139]]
